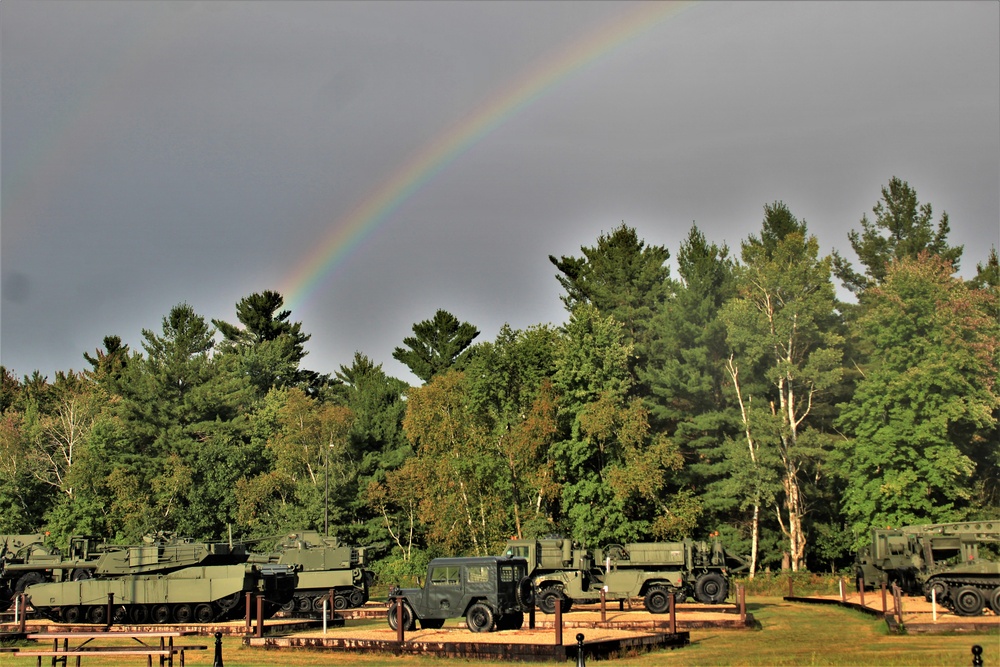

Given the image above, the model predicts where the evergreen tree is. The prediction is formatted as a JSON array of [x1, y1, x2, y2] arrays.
[[392, 310, 479, 383]]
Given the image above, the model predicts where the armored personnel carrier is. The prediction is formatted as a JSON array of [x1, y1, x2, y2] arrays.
[[24, 534, 297, 625], [270, 530, 374, 613], [505, 536, 747, 614], [856, 520, 999, 617], [0, 534, 105, 611]]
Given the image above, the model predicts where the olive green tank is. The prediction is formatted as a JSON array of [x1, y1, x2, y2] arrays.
[[24, 534, 297, 625], [269, 531, 373, 614]]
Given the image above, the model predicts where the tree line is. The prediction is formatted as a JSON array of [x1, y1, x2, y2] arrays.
[[1, 176, 997, 581]]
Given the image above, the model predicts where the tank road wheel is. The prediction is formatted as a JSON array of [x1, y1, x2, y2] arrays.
[[926, 580, 949, 603], [280, 600, 295, 613], [536, 587, 563, 615], [516, 576, 535, 609], [953, 586, 985, 617], [989, 587, 1000, 616], [296, 596, 312, 613], [419, 617, 445, 629], [349, 589, 366, 607], [130, 606, 148, 624], [87, 605, 106, 625], [644, 586, 670, 614], [112, 605, 128, 624], [465, 602, 496, 633], [152, 605, 171, 624], [386, 600, 416, 631], [334, 595, 349, 610], [173, 604, 193, 624], [61, 606, 82, 624], [194, 604, 214, 624], [695, 572, 729, 604]]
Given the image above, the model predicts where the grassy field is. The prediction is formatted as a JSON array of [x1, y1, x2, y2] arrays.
[[1, 598, 995, 666]]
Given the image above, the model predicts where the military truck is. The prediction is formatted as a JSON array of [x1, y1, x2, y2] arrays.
[[856, 520, 999, 617], [505, 536, 747, 614], [24, 534, 298, 625], [0, 534, 107, 611], [386, 555, 533, 632], [269, 530, 374, 613]]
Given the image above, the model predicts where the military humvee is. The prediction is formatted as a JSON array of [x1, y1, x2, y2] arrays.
[[387, 555, 532, 632]]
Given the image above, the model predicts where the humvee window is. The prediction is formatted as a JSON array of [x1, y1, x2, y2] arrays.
[[430, 566, 459, 585], [467, 565, 489, 583]]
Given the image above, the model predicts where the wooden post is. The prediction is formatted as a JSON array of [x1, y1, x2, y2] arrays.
[[599, 588, 606, 623], [668, 590, 676, 635], [17, 594, 26, 634], [554, 597, 563, 646], [255, 595, 264, 638], [739, 584, 746, 624], [106, 593, 114, 630], [395, 594, 404, 643], [329, 589, 336, 622], [244, 593, 252, 634], [881, 582, 887, 614], [858, 578, 866, 608]]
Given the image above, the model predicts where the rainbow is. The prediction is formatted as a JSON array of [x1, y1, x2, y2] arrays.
[[280, 1, 698, 311]]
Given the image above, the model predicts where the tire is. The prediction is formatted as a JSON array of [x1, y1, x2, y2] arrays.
[[297, 596, 312, 613], [516, 576, 535, 609], [194, 604, 214, 623], [130, 606, 148, 624], [152, 605, 172, 624], [70, 569, 93, 581], [537, 588, 562, 615], [952, 586, 985, 617], [695, 572, 728, 604], [387, 600, 415, 631], [173, 604, 193, 624], [465, 602, 496, 633], [15, 572, 45, 593], [350, 589, 366, 607], [88, 605, 106, 624], [926, 580, 948, 603], [61, 606, 82, 624], [644, 586, 670, 614], [989, 587, 1000, 616], [419, 617, 445, 629]]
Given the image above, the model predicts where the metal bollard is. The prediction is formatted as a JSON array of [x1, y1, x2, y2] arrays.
[[576, 633, 586, 667], [213, 632, 224, 667], [972, 644, 983, 667], [106, 593, 114, 630]]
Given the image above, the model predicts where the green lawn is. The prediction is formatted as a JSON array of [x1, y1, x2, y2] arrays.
[[1, 598, 995, 666]]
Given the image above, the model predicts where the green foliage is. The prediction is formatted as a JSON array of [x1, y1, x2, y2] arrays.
[[834, 253, 1000, 535], [392, 309, 480, 383]]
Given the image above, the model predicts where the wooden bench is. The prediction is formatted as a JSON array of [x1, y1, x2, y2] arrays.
[[16, 646, 207, 666]]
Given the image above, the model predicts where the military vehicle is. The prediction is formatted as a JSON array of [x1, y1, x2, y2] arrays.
[[386, 555, 533, 632], [269, 530, 374, 613], [0, 534, 106, 611], [856, 520, 1000, 617], [24, 534, 298, 625], [505, 536, 747, 614]]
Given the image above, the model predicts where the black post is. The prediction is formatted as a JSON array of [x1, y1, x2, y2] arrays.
[[213, 632, 224, 667], [576, 633, 586, 667], [971, 644, 983, 667]]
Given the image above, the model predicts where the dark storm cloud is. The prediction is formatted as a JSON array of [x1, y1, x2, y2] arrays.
[[2, 1, 997, 383]]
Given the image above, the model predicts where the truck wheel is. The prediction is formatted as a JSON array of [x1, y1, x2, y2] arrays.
[[644, 586, 670, 614], [516, 576, 535, 609], [466, 602, 496, 633], [537, 588, 562, 615], [990, 587, 1000, 616], [953, 586, 985, 617], [695, 572, 728, 604], [387, 600, 416, 631]]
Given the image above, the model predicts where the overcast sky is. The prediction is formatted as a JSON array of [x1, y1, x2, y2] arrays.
[[2, 1, 998, 385]]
